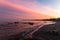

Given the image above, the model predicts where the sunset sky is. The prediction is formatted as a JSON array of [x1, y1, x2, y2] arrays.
[[0, 0, 60, 21]]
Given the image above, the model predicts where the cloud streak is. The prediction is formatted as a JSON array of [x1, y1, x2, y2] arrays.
[[0, 0, 52, 19], [0, 0, 60, 22]]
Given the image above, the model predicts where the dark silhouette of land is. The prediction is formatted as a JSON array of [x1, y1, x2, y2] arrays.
[[23, 18, 60, 22], [41, 18, 60, 22]]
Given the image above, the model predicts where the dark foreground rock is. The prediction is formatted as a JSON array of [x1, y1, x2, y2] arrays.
[[32, 23, 60, 40]]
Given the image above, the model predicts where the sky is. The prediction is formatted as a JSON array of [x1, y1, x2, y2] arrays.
[[0, 0, 60, 21]]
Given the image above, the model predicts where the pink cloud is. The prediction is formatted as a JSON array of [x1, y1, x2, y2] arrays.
[[0, 0, 53, 19]]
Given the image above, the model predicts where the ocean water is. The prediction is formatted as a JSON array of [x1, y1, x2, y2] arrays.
[[0, 21, 56, 40]]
